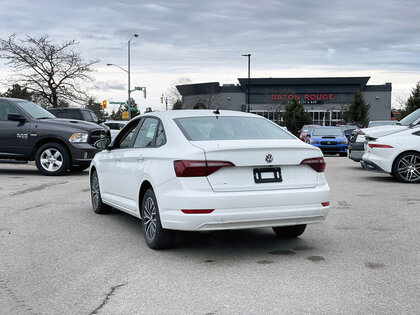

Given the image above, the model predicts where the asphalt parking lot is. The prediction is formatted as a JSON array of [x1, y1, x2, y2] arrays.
[[0, 157, 418, 315]]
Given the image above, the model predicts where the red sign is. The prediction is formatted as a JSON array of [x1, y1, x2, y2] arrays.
[[271, 94, 334, 101]]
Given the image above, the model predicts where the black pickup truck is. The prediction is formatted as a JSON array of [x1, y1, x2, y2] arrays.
[[0, 97, 108, 175]]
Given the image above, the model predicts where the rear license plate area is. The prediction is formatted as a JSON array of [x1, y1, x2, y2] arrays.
[[253, 167, 282, 183]]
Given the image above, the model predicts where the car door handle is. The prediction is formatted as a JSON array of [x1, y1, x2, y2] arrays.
[[137, 155, 144, 161]]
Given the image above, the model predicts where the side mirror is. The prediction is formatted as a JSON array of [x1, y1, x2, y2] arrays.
[[306, 134, 311, 138], [8, 113, 26, 122], [94, 138, 110, 150]]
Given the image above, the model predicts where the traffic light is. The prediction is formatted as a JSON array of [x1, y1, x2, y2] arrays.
[[143, 87, 146, 99], [102, 100, 107, 109], [160, 94, 163, 104]]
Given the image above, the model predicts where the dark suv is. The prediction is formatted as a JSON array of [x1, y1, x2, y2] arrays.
[[48, 107, 111, 137], [0, 97, 108, 175]]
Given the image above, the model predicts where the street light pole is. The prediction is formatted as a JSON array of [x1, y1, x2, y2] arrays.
[[242, 54, 251, 113], [127, 33, 139, 120]]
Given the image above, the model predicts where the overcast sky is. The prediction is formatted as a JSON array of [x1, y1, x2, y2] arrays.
[[0, 0, 419, 111]]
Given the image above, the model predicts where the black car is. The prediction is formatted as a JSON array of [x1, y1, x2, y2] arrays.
[[0, 97, 108, 175]]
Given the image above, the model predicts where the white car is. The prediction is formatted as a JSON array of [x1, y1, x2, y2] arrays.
[[362, 126, 420, 183], [90, 110, 330, 249], [103, 120, 127, 141]]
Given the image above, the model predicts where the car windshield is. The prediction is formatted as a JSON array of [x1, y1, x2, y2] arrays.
[[175, 116, 294, 141], [15, 101, 55, 119], [398, 108, 420, 126], [301, 127, 312, 133], [90, 112, 100, 123], [312, 127, 343, 137]]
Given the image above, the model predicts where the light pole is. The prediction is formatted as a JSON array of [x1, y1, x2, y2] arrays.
[[128, 34, 139, 120], [242, 54, 251, 113], [107, 33, 139, 120]]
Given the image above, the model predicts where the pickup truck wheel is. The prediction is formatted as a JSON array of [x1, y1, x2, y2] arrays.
[[35, 143, 70, 176], [69, 165, 89, 172]]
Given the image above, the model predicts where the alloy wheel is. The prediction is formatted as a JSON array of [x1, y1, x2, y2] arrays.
[[40, 148, 63, 172], [397, 154, 420, 182], [143, 196, 157, 240], [91, 173, 100, 210]]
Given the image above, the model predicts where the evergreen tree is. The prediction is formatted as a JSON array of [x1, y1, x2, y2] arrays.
[[282, 98, 312, 136], [343, 92, 370, 126], [126, 97, 140, 118], [400, 82, 420, 119], [1, 83, 32, 100], [85, 97, 107, 119]]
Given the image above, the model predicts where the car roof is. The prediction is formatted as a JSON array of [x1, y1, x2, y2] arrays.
[[0, 97, 29, 102], [313, 126, 341, 129], [133, 110, 262, 120]]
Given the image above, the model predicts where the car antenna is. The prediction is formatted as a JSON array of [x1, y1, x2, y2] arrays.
[[213, 108, 220, 115]]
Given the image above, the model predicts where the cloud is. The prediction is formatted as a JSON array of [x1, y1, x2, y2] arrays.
[[0, 0, 419, 109]]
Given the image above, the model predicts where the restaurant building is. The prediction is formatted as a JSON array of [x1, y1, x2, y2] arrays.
[[176, 77, 392, 125]]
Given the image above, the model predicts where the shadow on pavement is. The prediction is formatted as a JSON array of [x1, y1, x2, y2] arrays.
[[107, 209, 317, 256]]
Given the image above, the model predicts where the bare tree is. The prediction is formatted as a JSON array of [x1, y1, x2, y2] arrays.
[[166, 77, 192, 106], [0, 34, 99, 107]]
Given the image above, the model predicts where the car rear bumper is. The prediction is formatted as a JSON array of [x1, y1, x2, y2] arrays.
[[157, 180, 330, 231], [348, 142, 364, 161]]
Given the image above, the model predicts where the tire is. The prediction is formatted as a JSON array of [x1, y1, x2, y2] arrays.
[[272, 224, 307, 238], [392, 152, 420, 183], [35, 142, 70, 176], [141, 188, 175, 249], [69, 165, 90, 172], [90, 170, 112, 214]]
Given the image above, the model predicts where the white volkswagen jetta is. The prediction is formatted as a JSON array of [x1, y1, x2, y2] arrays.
[[90, 110, 330, 249], [362, 125, 420, 183]]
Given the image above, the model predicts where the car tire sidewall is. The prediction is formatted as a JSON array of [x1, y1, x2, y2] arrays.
[[141, 188, 174, 249], [35, 142, 70, 176], [392, 152, 420, 183], [90, 170, 111, 214]]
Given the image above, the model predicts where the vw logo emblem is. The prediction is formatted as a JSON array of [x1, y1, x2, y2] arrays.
[[265, 153, 273, 163]]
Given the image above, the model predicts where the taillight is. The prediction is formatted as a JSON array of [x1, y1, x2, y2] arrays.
[[321, 202, 330, 207], [368, 144, 393, 148], [300, 157, 326, 172], [174, 160, 235, 177]]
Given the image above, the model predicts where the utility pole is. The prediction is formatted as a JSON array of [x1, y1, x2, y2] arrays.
[[242, 54, 251, 113], [127, 33, 139, 120]]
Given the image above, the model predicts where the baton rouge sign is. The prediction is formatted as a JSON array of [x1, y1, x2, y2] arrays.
[[271, 93, 334, 102]]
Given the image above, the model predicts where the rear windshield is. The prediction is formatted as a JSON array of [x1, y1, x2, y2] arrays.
[[175, 116, 294, 141], [368, 121, 397, 127], [399, 108, 420, 126], [312, 127, 343, 137]]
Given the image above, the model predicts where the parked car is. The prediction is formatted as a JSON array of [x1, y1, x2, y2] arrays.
[[368, 120, 398, 128], [348, 109, 420, 162], [0, 97, 108, 175], [48, 107, 111, 139], [362, 126, 420, 183], [102, 120, 127, 141], [338, 124, 358, 139], [299, 124, 320, 142], [307, 126, 348, 156], [90, 110, 330, 249]]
